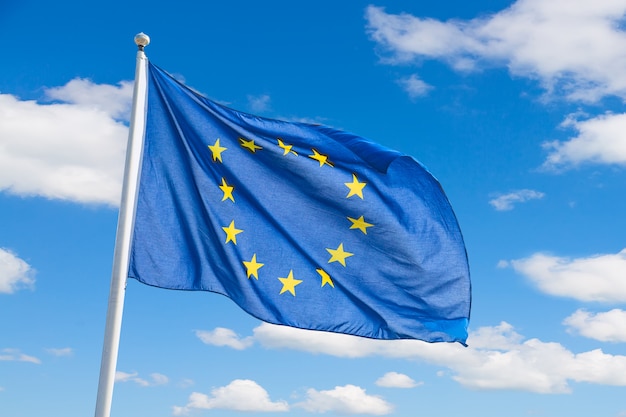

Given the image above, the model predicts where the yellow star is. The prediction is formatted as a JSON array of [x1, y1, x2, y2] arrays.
[[308, 149, 334, 167], [326, 243, 354, 267], [345, 174, 366, 199], [316, 268, 334, 288], [243, 254, 264, 279], [222, 220, 243, 245], [219, 178, 235, 202], [347, 215, 373, 234], [239, 137, 262, 153], [208, 138, 227, 162], [278, 270, 302, 296], [277, 138, 298, 156]]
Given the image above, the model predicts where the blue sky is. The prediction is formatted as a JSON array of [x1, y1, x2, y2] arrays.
[[2, 1, 626, 416]]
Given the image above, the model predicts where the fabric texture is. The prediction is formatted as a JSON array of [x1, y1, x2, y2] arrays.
[[128, 62, 471, 344]]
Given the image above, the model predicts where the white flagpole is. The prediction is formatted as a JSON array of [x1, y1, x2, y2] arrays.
[[94, 33, 150, 417]]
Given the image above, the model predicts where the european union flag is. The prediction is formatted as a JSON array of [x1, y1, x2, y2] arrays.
[[128, 62, 471, 344]]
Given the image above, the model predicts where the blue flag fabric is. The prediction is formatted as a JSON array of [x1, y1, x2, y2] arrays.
[[128, 62, 471, 344]]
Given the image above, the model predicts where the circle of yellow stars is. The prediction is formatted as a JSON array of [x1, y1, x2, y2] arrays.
[[207, 136, 374, 297]]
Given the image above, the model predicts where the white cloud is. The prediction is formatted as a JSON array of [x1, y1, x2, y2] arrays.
[[0, 78, 131, 206], [195, 327, 254, 350], [253, 322, 389, 358], [0, 248, 35, 294], [178, 378, 195, 388], [197, 320, 626, 396], [247, 94, 271, 113], [150, 373, 169, 385], [0, 348, 41, 364], [375, 372, 420, 388], [173, 379, 289, 415], [366, 1, 626, 102], [45, 347, 73, 357], [398, 74, 433, 98], [45, 79, 133, 120], [278, 115, 329, 126], [496, 260, 510, 269], [115, 371, 148, 386], [463, 321, 524, 350], [543, 112, 626, 169], [507, 248, 626, 302], [564, 309, 626, 342], [489, 189, 545, 211], [115, 371, 168, 387], [244, 321, 626, 393], [295, 384, 394, 415], [452, 332, 626, 393]]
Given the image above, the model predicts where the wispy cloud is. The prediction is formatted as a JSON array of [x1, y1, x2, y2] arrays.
[[247, 94, 271, 113], [0, 348, 41, 364], [0, 248, 35, 294], [398, 74, 433, 98], [489, 189, 544, 211], [45, 347, 73, 357], [115, 371, 169, 387], [175, 379, 393, 415]]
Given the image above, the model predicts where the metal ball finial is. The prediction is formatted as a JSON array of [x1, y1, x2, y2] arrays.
[[134, 33, 150, 50]]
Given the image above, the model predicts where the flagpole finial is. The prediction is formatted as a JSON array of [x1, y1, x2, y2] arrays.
[[134, 32, 150, 50]]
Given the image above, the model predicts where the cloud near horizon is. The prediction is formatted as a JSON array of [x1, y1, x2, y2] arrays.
[[489, 189, 545, 211], [173, 379, 289, 415], [295, 384, 394, 415], [173, 379, 394, 416], [195, 320, 626, 394]]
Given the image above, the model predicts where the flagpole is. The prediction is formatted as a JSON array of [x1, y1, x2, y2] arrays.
[[94, 33, 150, 417]]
